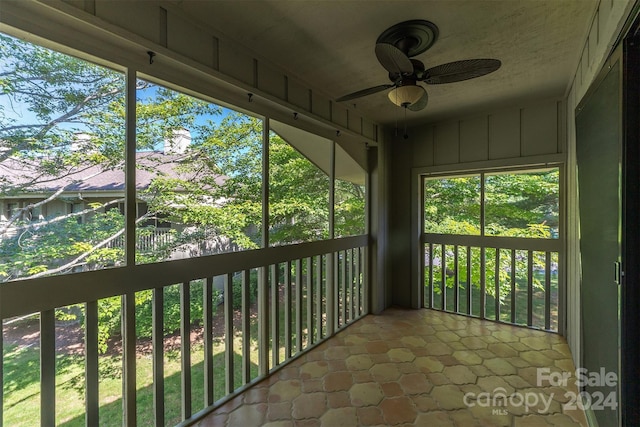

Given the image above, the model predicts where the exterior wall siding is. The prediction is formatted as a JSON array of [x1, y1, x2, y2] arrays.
[[409, 99, 563, 170]]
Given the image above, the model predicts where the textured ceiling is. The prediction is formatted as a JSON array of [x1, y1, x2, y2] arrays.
[[176, 0, 597, 126]]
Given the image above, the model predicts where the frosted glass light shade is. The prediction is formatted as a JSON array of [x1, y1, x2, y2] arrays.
[[388, 85, 424, 107]]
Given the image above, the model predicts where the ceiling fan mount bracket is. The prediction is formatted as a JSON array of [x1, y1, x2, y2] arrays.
[[376, 19, 439, 57]]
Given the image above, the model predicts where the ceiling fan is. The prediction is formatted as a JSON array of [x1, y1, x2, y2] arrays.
[[336, 20, 501, 112]]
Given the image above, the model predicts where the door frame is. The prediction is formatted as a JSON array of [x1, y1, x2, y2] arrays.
[[576, 44, 623, 427], [621, 20, 640, 425]]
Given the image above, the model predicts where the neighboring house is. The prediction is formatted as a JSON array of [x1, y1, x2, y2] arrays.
[[0, 129, 235, 258]]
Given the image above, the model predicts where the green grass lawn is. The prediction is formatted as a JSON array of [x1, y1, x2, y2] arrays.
[[2, 283, 321, 426], [3, 334, 261, 427], [427, 272, 559, 331]]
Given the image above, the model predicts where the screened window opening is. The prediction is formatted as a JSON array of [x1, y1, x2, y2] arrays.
[[0, 26, 370, 427], [0, 32, 126, 282], [268, 120, 331, 245], [422, 167, 561, 331], [424, 168, 559, 239], [135, 79, 263, 264], [335, 145, 366, 237], [424, 175, 481, 235], [484, 169, 559, 238]]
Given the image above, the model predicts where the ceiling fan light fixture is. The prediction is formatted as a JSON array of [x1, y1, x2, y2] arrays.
[[388, 85, 424, 107]]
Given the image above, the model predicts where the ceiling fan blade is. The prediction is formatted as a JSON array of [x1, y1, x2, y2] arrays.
[[375, 43, 414, 75], [424, 59, 501, 84], [336, 84, 394, 102], [408, 87, 428, 111]]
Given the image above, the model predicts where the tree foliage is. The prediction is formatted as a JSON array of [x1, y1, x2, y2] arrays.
[[423, 170, 559, 301]]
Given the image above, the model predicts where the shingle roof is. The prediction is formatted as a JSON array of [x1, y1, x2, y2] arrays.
[[0, 151, 225, 193]]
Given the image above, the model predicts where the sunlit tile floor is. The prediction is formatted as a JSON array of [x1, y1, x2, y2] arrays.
[[197, 308, 587, 427]]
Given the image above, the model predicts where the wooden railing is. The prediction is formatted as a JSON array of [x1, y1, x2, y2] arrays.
[[0, 236, 368, 426], [422, 233, 561, 332], [107, 228, 175, 251]]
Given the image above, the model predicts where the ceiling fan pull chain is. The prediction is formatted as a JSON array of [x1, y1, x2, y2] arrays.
[[395, 90, 399, 136], [404, 106, 409, 139]]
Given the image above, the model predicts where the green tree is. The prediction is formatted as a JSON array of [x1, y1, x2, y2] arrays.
[[423, 170, 559, 302]]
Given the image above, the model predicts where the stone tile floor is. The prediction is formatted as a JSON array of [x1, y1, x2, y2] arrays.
[[197, 308, 587, 426]]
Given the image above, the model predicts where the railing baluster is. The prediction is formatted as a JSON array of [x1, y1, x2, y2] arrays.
[[495, 249, 500, 322], [326, 252, 335, 336], [441, 244, 446, 311], [363, 246, 369, 316], [295, 259, 303, 353], [511, 249, 516, 324], [340, 250, 347, 327], [421, 237, 560, 332], [332, 252, 339, 330], [480, 247, 486, 319], [527, 251, 533, 327], [453, 245, 459, 313], [203, 279, 214, 406], [354, 248, 359, 318], [428, 243, 434, 309], [355, 247, 362, 318], [85, 301, 99, 426], [545, 252, 551, 330], [224, 273, 234, 394], [284, 261, 292, 359], [152, 288, 165, 426], [347, 250, 353, 321], [259, 266, 269, 375], [315, 255, 323, 341], [307, 257, 313, 346], [466, 246, 472, 315], [271, 264, 280, 367], [0, 298, 2, 427], [123, 293, 137, 426], [242, 270, 251, 384], [180, 282, 192, 419], [41, 309, 56, 427]]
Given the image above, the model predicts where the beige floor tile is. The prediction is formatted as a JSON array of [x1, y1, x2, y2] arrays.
[[319, 407, 358, 427], [415, 410, 456, 426], [520, 350, 555, 367], [292, 393, 327, 419], [356, 406, 385, 426], [452, 350, 483, 365], [483, 358, 517, 376], [228, 404, 266, 426], [387, 347, 415, 362], [326, 391, 351, 409], [443, 365, 478, 384], [344, 354, 373, 371], [378, 396, 418, 424], [431, 384, 469, 410], [398, 372, 433, 394], [349, 382, 384, 406], [322, 372, 352, 392], [369, 362, 402, 382], [196, 308, 587, 427]]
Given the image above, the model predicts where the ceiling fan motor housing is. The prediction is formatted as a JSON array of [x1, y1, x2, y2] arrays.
[[376, 20, 439, 57]]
